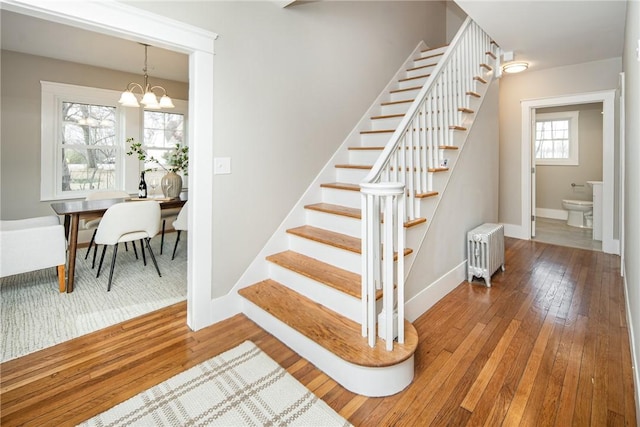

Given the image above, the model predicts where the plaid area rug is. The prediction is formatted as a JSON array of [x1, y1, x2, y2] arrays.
[[79, 341, 352, 427]]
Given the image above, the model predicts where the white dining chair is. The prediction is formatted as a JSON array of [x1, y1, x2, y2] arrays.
[[94, 200, 162, 291], [82, 190, 130, 265], [171, 201, 189, 260]]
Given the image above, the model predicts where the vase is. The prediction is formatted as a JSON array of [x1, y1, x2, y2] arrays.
[[161, 171, 182, 199]]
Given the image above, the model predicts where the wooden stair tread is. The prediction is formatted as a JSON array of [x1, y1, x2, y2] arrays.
[[399, 74, 430, 83], [381, 99, 413, 106], [439, 145, 459, 150], [360, 129, 395, 134], [266, 250, 369, 299], [348, 146, 384, 151], [305, 203, 360, 219], [287, 225, 413, 258], [416, 191, 439, 199], [389, 86, 421, 94], [239, 279, 418, 368], [370, 113, 404, 120], [287, 225, 361, 253], [305, 202, 426, 229], [335, 164, 372, 170], [407, 63, 437, 72], [320, 182, 360, 192]]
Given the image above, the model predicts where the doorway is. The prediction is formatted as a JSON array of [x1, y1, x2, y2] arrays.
[[521, 90, 618, 254], [3, 1, 216, 330], [532, 102, 603, 252]]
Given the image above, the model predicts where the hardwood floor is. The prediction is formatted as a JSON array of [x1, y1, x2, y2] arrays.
[[1, 238, 636, 426]]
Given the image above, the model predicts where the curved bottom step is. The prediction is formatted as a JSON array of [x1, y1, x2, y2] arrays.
[[239, 280, 417, 397]]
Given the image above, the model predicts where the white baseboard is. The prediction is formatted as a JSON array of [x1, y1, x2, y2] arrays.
[[536, 208, 568, 220], [405, 260, 467, 322], [622, 261, 640, 421], [503, 223, 529, 240], [209, 292, 242, 324]]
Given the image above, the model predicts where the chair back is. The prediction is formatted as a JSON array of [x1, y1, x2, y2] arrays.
[[95, 201, 161, 245], [173, 201, 189, 231], [85, 190, 130, 201]]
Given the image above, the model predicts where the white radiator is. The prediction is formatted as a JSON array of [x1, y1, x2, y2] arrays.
[[467, 223, 505, 287]]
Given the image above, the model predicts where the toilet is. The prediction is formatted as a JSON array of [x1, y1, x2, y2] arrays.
[[562, 199, 593, 228]]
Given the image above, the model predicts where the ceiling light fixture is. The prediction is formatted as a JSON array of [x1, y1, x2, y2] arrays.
[[502, 61, 529, 74], [118, 44, 174, 109]]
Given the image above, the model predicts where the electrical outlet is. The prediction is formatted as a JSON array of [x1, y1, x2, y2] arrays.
[[214, 157, 231, 175]]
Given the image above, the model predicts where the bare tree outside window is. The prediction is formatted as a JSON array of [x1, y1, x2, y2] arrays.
[[61, 102, 117, 192]]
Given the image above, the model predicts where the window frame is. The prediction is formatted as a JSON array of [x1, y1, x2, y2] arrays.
[[534, 111, 580, 166], [41, 81, 127, 201]]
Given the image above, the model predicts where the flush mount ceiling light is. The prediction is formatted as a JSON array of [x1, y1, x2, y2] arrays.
[[502, 61, 529, 74], [118, 44, 174, 109]]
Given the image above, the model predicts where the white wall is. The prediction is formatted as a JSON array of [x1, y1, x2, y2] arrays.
[[498, 57, 622, 228], [123, 0, 448, 298], [622, 0, 640, 414]]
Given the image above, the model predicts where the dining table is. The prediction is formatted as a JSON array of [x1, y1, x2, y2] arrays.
[[50, 196, 186, 293]]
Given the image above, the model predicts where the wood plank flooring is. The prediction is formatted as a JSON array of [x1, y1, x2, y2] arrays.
[[1, 238, 636, 426]]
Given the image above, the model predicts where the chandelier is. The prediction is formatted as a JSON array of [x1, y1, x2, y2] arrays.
[[118, 44, 174, 109]]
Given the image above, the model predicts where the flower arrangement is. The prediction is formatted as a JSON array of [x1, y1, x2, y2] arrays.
[[126, 137, 189, 175]]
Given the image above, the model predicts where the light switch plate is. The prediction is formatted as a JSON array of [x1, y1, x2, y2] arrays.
[[214, 157, 231, 175]]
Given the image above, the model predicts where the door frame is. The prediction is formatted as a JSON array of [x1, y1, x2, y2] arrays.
[[2, 0, 218, 329], [521, 90, 618, 254]]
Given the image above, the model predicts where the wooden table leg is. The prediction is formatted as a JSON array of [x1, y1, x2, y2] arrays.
[[66, 213, 80, 293]]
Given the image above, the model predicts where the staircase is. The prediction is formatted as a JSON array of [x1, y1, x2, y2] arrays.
[[238, 18, 498, 397]]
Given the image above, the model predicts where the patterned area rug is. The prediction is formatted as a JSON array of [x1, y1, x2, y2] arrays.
[[0, 235, 187, 362], [79, 341, 352, 427]]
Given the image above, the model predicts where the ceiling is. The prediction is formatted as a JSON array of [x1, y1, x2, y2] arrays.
[[455, 0, 627, 72], [0, 9, 189, 82], [1, 1, 629, 81]]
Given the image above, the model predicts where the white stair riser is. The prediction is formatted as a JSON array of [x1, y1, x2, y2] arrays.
[[380, 102, 412, 116], [336, 167, 370, 184], [398, 76, 429, 90], [389, 89, 420, 103], [288, 234, 361, 274], [405, 64, 436, 79], [418, 46, 447, 58], [267, 264, 361, 323], [370, 115, 403, 130], [349, 149, 384, 165], [431, 170, 449, 190], [306, 209, 361, 238], [321, 187, 361, 209], [360, 132, 394, 146]]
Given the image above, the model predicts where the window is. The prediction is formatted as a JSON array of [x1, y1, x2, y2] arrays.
[[41, 82, 125, 200], [61, 102, 117, 192], [534, 111, 579, 165], [42, 82, 187, 200], [142, 110, 185, 172]]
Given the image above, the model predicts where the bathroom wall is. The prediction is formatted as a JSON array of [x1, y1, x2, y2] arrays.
[[535, 102, 603, 218]]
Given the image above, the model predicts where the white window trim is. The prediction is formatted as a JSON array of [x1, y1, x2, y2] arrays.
[[41, 81, 126, 201], [534, 111, 579, 166]]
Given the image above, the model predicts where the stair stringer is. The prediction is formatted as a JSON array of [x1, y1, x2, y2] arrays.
[[210, 41, 434, 323]]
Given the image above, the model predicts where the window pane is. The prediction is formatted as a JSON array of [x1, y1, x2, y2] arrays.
[[143, 111, 184, 148], [534, 118, 571, 161], [62, 147, 116, 192], [62, 102, 116, 147]]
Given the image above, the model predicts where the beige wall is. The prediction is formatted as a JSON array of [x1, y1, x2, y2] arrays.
[[498, 57, 621, 227], [0, 50, 188, 219], [622, 0, 640, 408], [407, 80, 499, 298], [535, 103, 603, 212], [123, 1, 448, 298]]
